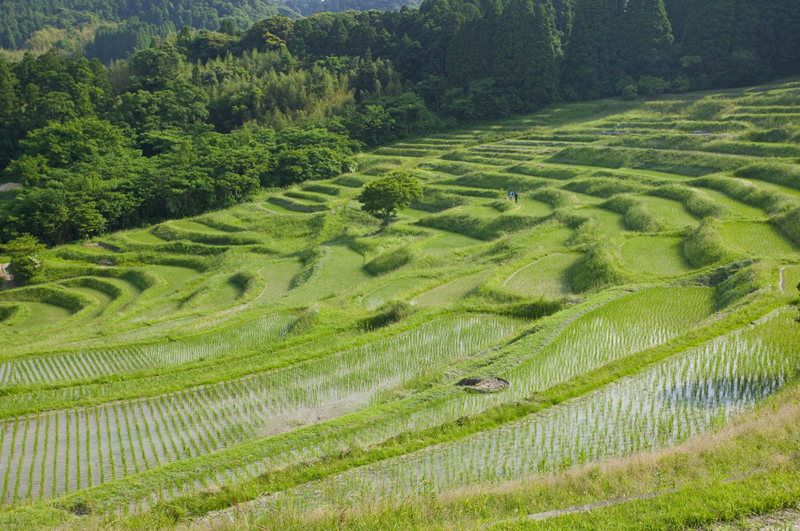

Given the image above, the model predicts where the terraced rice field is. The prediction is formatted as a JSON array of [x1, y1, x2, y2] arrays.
[[719, 222, 799, 257], [411, 271, 492, 306], [621, 236, 693, 277], [504, 253, 580, 298], [2, 81, 800, 530], [0, 315, 519, 503], [289, 309, 796, 511], [638, 196, 699, 229]]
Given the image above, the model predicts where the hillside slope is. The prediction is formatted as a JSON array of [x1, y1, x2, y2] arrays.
[[0, 81, 799, 530]]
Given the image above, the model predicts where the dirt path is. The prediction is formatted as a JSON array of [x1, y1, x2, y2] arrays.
[[780, 266, 788, 293], [503, 256, 546, 287]]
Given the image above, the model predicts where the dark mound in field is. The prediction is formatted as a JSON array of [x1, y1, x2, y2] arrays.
[[457, 377, 509, 393]]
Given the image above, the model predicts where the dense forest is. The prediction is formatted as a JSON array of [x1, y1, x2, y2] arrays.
[[1, 0, 799, 246], [0, 0, 423, 60]]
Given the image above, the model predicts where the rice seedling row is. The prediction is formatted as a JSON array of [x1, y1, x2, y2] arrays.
[[275, 308, 798, 513], [637, 196, 699, 229], [503, 252, 581, 298], [0, 315, 294, 387], [719, 222, 799, 257], [0, 315, 519, 504], [283, 244, 372, 304], [621, 236, 693, 277], [411, 271, 493, 307], [332, 288, 715, 448]]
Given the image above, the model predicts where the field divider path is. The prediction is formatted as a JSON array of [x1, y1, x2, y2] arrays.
[[503, 256, 548, 287], [483, 467, 768, 529]]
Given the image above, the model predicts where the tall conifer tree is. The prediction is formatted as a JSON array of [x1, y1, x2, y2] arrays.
[[561, 0, 614, 100], [620, 0, 673, 78], [678, 0, 766, 88]]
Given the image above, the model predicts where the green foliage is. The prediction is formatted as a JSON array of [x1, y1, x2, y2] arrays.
[[448, 172, 549, 193], [777, 208, 800, 246], [531, 188, 577, 208], [497, 298, 566, 320], [302, 183, 342, 196], [734, 163, 800, 192], [333, 175, 370, 188], [715, 262, 768, 311], [563, 177, 650, 198], [358, 171, 423, 225], [2, 234, 45, 281], [690, 175, 799, 215], [637, 76, 670, 96], [417, 212, 545, 240], [602, 195, 664, 232], [360, 300, 415, 330], [621, 84, 639, 100], [490, 200, 515, 212], [364, 246, 417, 275], [506, 164, 585, 181], [648, 185, 725, 218], [229, 270, 258, 293], [550, 146, 747, 176], [410, 190, 468, 213], [0, 284, 91, 312], [683, 218, 737, 268], [567, 244, 631, 293]]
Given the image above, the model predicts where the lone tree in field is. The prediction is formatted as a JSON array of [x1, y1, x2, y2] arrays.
[[3, 234, 45, 282], [358, 171, 423, 226]]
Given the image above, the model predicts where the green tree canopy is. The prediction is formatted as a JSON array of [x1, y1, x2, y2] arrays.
[[2, 234, 46, 281], [357, 171, 423, 225]]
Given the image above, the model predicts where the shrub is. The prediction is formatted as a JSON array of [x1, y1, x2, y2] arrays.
[[448, 172, 549, 193], [683, 218, 738, 268], [364, 246, 417, 275], [3, 234, 45, 281], [490, 200, 515, 212], [564, 178, 650, 198], [506, 164, 585, 181], [0, 304, 20, 323], [602, 195, 663, 232], [622, 85, 639, 100], [684, 98, 731, 120], [530, 188, 577, 208], [690, 175, 798, 215], [284, 191, 329, 203], [567, 244, 630, 293], [672, 76, 691, 93], [734, 162, 800, 192], [715, 262, 769, 311], [648, 185, 725, 219], [333, 175, 369, 188], [550, 147, 746, 176], [777, 207, 800, 246], [150, 224, 261, 245], [267, 197, 327, 213], [290, 247, 327, 289], [417, 212, 546, 240], [230, 270, 259, 293], [361, 300, 415, 331], [302, 184, 342, 196], [638, 76, 669, 96], [500, 298, 566, 319], [411, 190, 469, 212], [0, 285, 92, 312]]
